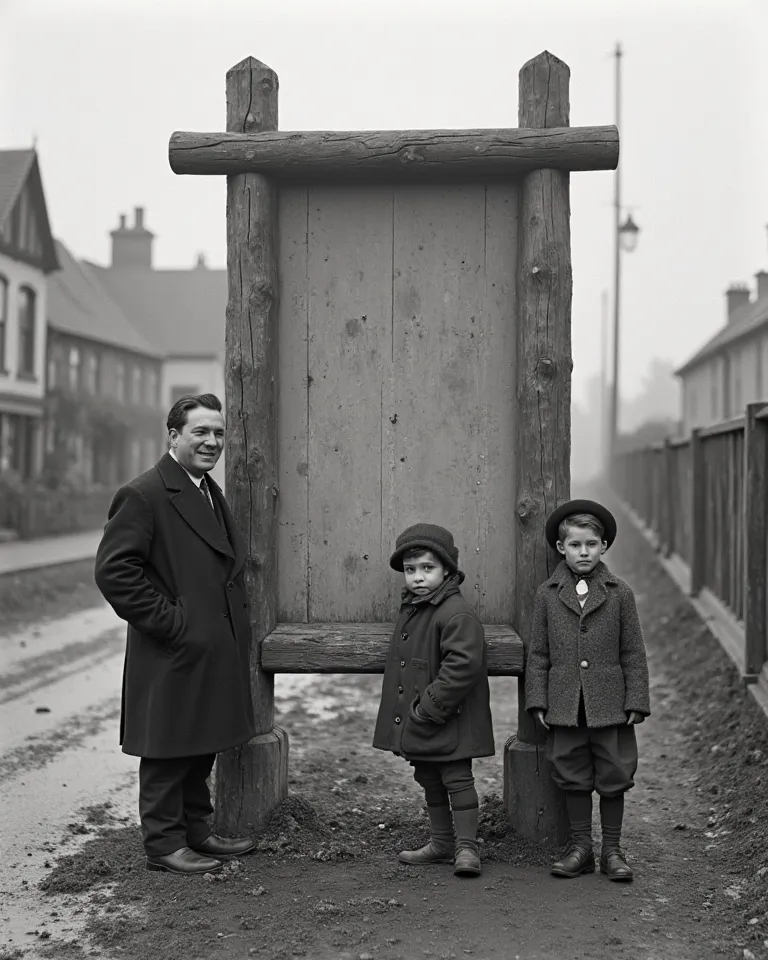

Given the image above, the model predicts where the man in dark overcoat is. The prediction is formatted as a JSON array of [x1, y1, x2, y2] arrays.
[[95, 393, 256, 875]]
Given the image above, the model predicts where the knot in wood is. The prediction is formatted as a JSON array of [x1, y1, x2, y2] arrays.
[[536, 357, 555, 380], [516, 496, 537, 521], [401, 146, 424, 165]]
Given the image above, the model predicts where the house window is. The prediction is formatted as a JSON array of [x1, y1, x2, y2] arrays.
[[733, 352, 742, 415], [132, 365, 143, 405], [115, 361, 125, 402], [85, 352, 100, 394], [146, 369, 158, 407], [710, 375, 719, 420], [0, 275, 7, 372], [68, 346, 81, 391], [17, 286, 36, 376], [688, 388, 697, 423]]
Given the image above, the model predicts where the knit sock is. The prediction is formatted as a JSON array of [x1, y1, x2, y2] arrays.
[[425, 803, 455, 849], [450, 785, 479, 850], [565, 790, 593, 849], [600, 794, 624, 852]]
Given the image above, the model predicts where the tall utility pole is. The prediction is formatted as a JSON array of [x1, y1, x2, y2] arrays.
[[601, 289, 609, 467], [609, 42, 622, 463]]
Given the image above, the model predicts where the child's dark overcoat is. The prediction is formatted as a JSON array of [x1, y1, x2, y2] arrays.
[[373, 577, 495, 763], [525, 560, 650, 728]]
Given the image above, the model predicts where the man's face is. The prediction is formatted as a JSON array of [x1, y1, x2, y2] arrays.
[[170, 406, 225, 477], [557, 524, 606, 575]]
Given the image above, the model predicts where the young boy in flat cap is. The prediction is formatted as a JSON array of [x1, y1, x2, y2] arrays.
[[525, 499, 650, 882], [373, 523, 495, 878]]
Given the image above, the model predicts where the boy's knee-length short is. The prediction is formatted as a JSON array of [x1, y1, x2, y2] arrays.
[[546, 723, 638, 796]]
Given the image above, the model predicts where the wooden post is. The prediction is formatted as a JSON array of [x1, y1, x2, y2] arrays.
[[662, 439, 674, 556], [214, 56, 289, 835], [743, 403, 768, 680], [689, 428, 706, 596], [504, 50, 570, 846]]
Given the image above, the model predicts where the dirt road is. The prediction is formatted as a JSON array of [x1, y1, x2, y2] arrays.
[[3, 500, 768, 959]]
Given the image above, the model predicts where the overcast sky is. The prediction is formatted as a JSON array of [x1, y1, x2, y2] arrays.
[[2, 0, 766, 406]]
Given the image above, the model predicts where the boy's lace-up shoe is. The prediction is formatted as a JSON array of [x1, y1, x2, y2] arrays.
[[550, 844, 595, 878], [600, 847, 634, 881], [398, 840, 454, 865], [453, 841, 481, 877]]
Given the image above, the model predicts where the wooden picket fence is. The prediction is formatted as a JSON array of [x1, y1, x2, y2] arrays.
[[611, 401, 768, 685]]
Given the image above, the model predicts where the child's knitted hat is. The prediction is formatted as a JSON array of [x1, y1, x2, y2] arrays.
[[389, 523, 461, 576]]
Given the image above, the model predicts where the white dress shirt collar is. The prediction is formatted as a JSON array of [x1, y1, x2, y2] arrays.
[[169, 448, 204, 488]]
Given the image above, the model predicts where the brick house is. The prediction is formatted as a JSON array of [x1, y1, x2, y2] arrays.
[[87, 208, 227, 485], [0, 149, 59, 480], [46, 240, 165, 487], [676, 267, 768, 433]]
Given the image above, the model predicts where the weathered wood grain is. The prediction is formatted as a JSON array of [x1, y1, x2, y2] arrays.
[[275, 184, 518, 623], [506, 49, 572, 847], [276, 186, 310, 622], [169, 125, 619, 180], [744, 402, 767, 679], [261, 622, 524, 675], [306, 187, 394, 621], [514, 51, 572, 745], [216, 56, 288, 835]]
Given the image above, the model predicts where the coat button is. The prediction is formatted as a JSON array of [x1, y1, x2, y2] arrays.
[[400, 660, 406, 667], [223, 613, 229, 619], [580, 659, 589, 668], [401, 632, 408, 640], [398, 686, 403, 694], [394, 716, 401, 724], [228, 582, 234, 589]]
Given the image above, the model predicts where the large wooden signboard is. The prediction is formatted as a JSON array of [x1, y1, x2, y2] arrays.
[[168, 50, 618, 844]]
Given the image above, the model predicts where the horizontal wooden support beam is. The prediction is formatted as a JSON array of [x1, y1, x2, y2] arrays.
[[261, 622, 524, 676], [169, 126, 619, 181]]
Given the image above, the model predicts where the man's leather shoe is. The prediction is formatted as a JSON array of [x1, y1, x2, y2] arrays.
[[191, 834, 257, 858], [146, 846, 222, 875], [550, 844, 595, 878], [600, 848, 634, 881]]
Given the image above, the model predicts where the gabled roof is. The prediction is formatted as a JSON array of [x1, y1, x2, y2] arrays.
[[0, 148, 59, 273], [675, 294, 768, 377], [88, 263, 226, 358], [48, 240, 161, 358]]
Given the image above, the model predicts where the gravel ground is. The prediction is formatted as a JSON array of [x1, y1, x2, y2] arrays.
[[10, 488, 768, 960]]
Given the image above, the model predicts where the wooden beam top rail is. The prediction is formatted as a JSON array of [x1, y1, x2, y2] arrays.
[[668, 435, 691, 449], [699, 416, 746, 439], [169, 126, 619, 181], [261, 622, 524, 676], [753, 403, 768, 422]]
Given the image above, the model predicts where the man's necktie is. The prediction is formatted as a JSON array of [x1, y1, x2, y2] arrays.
[[200, 477, 215, 510]]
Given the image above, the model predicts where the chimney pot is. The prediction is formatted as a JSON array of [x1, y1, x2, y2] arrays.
[[726, 283, 750, 323], [196, 252, 207, 269], [119, 214, 126, 229], [134, 206, 144, 229], [756, 271, 768, 303]]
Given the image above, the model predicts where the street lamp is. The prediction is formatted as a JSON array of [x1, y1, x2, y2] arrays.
[[619, 213, 640, 254], [607, 41, 642, 472]]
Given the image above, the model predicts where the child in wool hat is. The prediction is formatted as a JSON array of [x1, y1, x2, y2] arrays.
[[525, 499, 650, 882], [372, 523, 495, 877]]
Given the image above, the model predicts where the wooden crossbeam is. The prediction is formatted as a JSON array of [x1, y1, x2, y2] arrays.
[[261, 622, 524, 676], [168, 126, 619, 181]]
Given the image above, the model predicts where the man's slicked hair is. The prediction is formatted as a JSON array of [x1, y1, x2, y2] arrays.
[[166, 393, 223, 434]]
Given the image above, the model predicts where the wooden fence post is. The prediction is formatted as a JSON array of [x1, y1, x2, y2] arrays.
[[214, 56, 289, 834], [504, 50, 570, 846], [662, 438, 673, 557], [689, 428, 706, 596], [744, 403, 768, 680]]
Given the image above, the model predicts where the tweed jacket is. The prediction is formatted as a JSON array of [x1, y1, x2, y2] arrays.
[[372, 576, 495, 763], [524, 560, 651, 728]]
